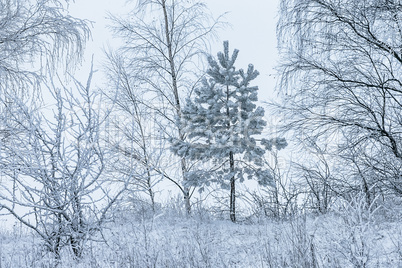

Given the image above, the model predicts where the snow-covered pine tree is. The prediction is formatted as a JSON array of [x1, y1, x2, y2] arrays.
[[171, 41, 286, 222]]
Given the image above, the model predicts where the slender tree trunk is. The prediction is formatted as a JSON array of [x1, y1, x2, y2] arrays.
[[362, 176, 371, 207], [141, 147, 155, 212], [229, 151, 236, 222], [54, 212, 62, 259], [354, 160, 372, 206], [273, 182, 280, 218], [71, 191, 84, 258], [162, 0, 191, 215], [323, 177, 328, 213], [146, 165, 156, 212], [136, 101, 157, 213], [225, 82, 236, 222]]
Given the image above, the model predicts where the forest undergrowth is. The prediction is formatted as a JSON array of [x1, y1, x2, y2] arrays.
[[1, 195, 401, 268]]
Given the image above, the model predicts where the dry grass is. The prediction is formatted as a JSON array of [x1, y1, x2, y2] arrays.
[[1, 198, 401, 268]]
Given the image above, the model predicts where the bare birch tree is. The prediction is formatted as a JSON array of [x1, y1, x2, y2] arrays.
[[0, 0, 90, 92], [103, 52, 164, 213], [0, 0, 90, 173], [277, 0, 402, 200], [107, 0, 223, 214]]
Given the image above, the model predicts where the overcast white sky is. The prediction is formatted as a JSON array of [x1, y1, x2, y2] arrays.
[[208, 0, 280, 100], [69, 0, 280, 100]]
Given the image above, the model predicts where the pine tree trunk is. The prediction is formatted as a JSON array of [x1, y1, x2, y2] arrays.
[[225, 80, 236, 222], [183, 185, 191, 215], [229, 151, 236, 222]]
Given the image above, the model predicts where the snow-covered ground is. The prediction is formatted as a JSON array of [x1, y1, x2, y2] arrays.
[[1, 201, 401, 268]]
